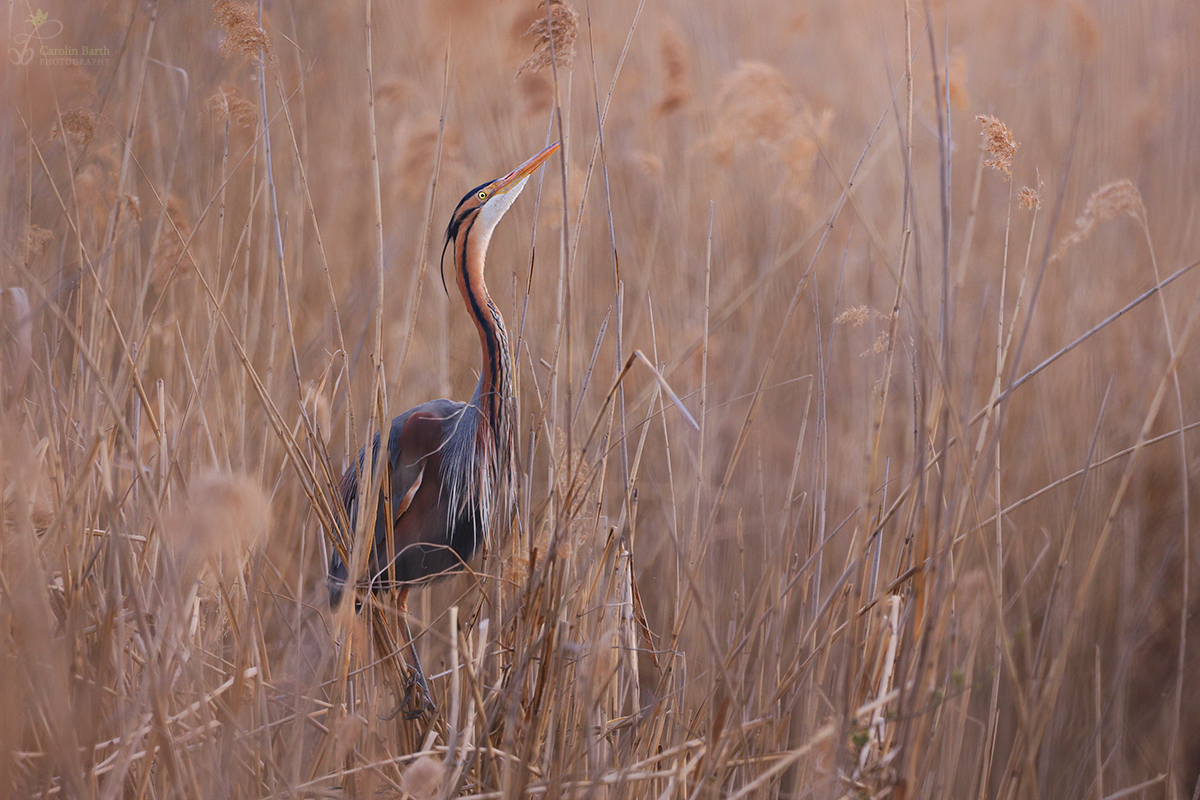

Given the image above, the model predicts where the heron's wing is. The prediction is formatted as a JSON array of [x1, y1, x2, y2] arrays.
[[334, 401, 463, 589], [387, 410, 448, 527], [393, 464, 424, 519], [338, 462, 359, 519]]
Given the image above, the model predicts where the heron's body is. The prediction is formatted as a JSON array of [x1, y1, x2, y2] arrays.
[[327, 399, 481, 604], [326, 141, 558, 717]]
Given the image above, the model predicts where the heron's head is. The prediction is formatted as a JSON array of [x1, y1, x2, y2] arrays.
[[442, 142, 560, 285]]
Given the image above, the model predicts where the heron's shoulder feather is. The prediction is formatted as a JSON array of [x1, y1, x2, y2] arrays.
[[389, 400, 467, 462]]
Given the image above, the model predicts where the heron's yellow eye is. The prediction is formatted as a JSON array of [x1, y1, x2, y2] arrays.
[[478, 190, 488, 201]]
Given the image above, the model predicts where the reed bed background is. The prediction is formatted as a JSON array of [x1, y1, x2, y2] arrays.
[[2, 0, 1198, 797]]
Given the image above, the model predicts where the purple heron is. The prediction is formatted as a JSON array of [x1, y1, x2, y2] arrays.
[[328, 141, 560, 718]]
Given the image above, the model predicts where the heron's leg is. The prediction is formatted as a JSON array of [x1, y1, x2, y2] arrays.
[[397, 586, 435, 719]]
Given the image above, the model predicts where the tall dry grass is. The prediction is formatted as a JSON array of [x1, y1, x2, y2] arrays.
[[2, 0, 1199, 798]]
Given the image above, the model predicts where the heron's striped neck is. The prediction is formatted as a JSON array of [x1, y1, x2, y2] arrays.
[[448, 213, 517, 534]]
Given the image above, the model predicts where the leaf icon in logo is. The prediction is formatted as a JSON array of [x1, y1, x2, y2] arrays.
[[28, 9, 49, 27]]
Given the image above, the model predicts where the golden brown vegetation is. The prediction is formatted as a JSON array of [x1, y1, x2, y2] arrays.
[[3, 1, 1199, 799]]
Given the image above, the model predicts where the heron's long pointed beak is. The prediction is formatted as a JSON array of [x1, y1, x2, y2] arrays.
[[492, 141, 561, 195]]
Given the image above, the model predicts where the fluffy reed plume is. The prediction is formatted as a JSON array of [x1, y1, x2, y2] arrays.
[[1018, 185, 1042, 210], [948, 47, 969, 110], [205, 85, 257, 128], [73, 162, 109, 213], [374, 76, 418, 109], [213, 0, 271, 62], [65, 144, 126, 245], [656, 19, 692, 115], [1069, 1, 1101, 63], [517, 73, 555, 114], [835, 305, 872, 328], [117, 194, 142, 228], [49, 108, 101, 148], [398, 755, 445, 800], [710, 61, 793, 162], [168, 473, 272, 585], [517, 0, 578, 77], [632, 150, 664, 180], [151, 195, 195, 288], [0, 452, 53, 535], [866, 331, 890, 356], [709, 62, 831, 208], [23, 224, 53, 263], [779, 108, 833, 208], [837, 304, 891, 356], [1052, 179, 1145, 261], [976, 114, 1017, 179]]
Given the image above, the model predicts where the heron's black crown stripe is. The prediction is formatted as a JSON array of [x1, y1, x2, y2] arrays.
[[445, 181, 492, 243], [441, 180, 494, 297]]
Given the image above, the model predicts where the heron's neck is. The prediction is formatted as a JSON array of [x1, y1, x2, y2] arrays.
[[468, 295, 511, 434], [458, 223, 513, 448]]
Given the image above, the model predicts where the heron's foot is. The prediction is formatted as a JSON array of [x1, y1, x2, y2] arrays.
[[381, 666, 435, 721], [401, 664, 435, 720]]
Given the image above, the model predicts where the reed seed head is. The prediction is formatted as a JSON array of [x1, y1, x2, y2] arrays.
[[24, 225, 54, 263], [976, 114, 1018, 179], [517, 0, 578, 77], [213, 0, 271, 63], [50, 108, 101, 149], [1018, 185, 1041, 210], [835, 306, 872, 328], [151, 195, 195, 290], [1053, 179, 1145, 260], [170, 473, 272, 581], [205, 85, 257, 128], [399, 755, 445, 800], [656, 20, 692, 115]]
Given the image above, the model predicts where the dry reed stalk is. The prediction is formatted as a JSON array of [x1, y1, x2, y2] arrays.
[[302, 380, 333, 443]]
